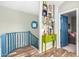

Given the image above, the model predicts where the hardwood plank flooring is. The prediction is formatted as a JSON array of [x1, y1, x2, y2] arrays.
[[7, 46, 76, 57]]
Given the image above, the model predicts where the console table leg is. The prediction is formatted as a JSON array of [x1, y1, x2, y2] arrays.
[[52, 40, 54, 48], [42, 41, 43, 52], [45, 42, 46, 53]]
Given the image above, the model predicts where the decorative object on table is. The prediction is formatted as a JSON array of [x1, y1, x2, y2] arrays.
[[31, 21, 38, 29]]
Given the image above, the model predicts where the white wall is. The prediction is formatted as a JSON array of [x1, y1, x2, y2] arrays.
[[0, 6, 39, 36], [58, 1, 79, 56], [0, 6, 39, 56], [59, 1, 79, 12]]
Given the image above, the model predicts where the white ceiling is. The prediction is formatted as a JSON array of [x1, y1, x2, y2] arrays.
[[0, 1, 64, 15]]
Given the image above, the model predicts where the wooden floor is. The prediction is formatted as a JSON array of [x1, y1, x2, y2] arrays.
[[8, 46, 76, 57]]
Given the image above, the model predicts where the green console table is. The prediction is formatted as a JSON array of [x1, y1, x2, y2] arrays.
[[42, 34, 56, 52]]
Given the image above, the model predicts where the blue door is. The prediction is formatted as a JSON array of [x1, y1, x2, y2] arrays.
[[61, 15, 68, 47]]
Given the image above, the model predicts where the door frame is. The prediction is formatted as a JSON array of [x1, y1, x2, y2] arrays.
[[59, 8, 78, 56]]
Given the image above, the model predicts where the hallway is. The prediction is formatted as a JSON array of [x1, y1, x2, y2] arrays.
[[8, 46, 76, 57], [63, 44, 76, 52]]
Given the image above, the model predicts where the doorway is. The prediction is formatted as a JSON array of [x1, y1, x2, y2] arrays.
[[60, 9, 78, 54]]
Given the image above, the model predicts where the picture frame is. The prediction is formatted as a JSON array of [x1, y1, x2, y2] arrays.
[[31, 21, 38, 29]]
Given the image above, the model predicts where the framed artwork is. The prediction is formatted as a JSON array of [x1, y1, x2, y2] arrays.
[[31, 21, 38, 29]]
